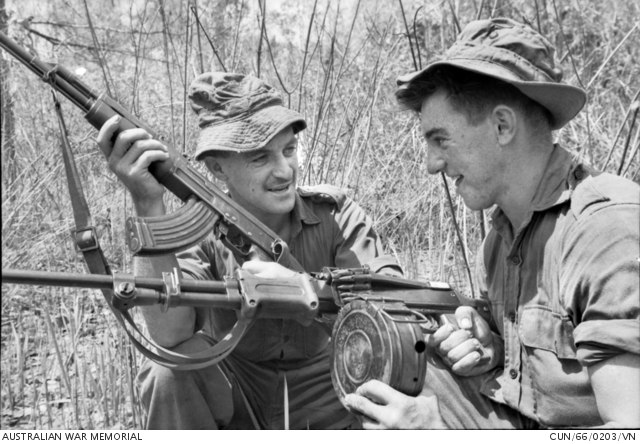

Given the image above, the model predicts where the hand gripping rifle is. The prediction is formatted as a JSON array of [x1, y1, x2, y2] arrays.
[[0, 30, 306, 371], [2, 266, 493, 402], [0, 31, 302, 270]]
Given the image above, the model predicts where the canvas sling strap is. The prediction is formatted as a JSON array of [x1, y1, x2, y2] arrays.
[[51, 91, 254, 371]]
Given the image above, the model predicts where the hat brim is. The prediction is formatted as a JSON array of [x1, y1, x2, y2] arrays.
[[195, 105, 306, 160], [397, 59, 587, 130]]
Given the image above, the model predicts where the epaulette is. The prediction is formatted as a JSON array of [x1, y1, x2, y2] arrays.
[[570, 167, 639, 217], [297, 184, 347, 210]]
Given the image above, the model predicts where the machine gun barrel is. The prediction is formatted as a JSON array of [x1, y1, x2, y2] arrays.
[[1, 268, 238, 310], [1, 268, 326, 321], [1, 268, 232, 293]]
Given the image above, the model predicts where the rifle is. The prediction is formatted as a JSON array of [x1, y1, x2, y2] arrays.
[[0, 31, 302, 271], [2, 267, 492, 400]]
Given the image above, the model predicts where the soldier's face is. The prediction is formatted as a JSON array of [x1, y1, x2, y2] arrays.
[[421, 90, 507, 212], [207, 127, 299, 224]]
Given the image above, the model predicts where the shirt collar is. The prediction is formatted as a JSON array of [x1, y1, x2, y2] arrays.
[[490, 144, 578, 234], [289, 190, 322, 239]]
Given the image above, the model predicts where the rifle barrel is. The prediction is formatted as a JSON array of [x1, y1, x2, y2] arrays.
[[0, 31, 97, 112]]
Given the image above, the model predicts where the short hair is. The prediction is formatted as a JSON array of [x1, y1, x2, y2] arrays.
[[396, 66, 552, 129]]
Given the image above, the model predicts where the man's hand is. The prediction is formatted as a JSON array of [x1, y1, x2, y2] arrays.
[[427, 306, 503, 376], [241, 259, 298, 278], [342, 380, 446, 429], [97, 115, 169, 217]]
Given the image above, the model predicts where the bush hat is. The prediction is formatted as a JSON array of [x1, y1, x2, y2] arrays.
[[188, 72, 306, 160], [396, 17, 587, 129]]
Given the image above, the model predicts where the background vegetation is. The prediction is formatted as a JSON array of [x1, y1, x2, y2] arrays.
[[1, 0, 638, 430]]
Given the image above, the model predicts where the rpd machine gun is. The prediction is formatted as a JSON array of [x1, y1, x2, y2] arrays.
[[0, 31, 492, 404], [2, 267, 492, 402]]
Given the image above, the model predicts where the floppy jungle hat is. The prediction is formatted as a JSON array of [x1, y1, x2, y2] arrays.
[[396, 17, 587, 129], [188, 72, 306, 160]]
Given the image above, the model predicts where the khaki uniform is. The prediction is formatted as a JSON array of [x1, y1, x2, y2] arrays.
[[138, 184, 400, 429], [477, 145, 640, 427], [427, 146, 639, 428]]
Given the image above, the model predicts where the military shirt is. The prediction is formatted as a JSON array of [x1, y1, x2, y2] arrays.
[[177, 184, 400, 363], [477, 145, 640, 427]]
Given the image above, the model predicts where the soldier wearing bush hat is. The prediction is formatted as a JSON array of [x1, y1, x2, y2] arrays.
[[396, 17, 587, 129], [342, 17, 639, 429], [97, 71, 401, 429]]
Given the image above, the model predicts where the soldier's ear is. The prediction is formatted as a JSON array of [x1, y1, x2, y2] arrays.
[[203, 157, 229, 182], [491, 105, 517, 146]]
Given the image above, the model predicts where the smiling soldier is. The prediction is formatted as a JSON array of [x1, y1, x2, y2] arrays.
[[342, 17, 640, 429], [97, 72, 401, 429]]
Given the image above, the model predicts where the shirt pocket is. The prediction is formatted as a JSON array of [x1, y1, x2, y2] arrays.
[[519, 305, 577, 359], [518, 305, 599, 426]]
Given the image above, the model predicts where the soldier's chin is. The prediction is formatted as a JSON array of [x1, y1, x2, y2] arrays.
[[460, 195, 490, 212], [268, 194, 295, 213]]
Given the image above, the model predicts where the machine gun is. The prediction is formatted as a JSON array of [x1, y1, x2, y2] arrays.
[[2, 267, 492, 402]]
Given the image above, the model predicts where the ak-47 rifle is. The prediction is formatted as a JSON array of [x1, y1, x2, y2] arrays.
[[0, 31, 302, 270]]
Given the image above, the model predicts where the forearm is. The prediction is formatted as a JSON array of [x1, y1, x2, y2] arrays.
[[588, 353, 640, 428]]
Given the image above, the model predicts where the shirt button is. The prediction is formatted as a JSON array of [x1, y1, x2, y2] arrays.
[[510, 256, 522, 266], [509, 369, 518, 379], [508, 311, 516, 322]]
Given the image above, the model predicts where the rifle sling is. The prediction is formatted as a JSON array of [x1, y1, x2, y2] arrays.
[[52, 91, 251, 370]]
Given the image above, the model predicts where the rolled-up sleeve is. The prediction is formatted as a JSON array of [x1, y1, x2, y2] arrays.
[[562, 202, 640, 366], [176, 239, 218, 280]]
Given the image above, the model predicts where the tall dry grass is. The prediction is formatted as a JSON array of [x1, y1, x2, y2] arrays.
[[1, 0, 639, 430]]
